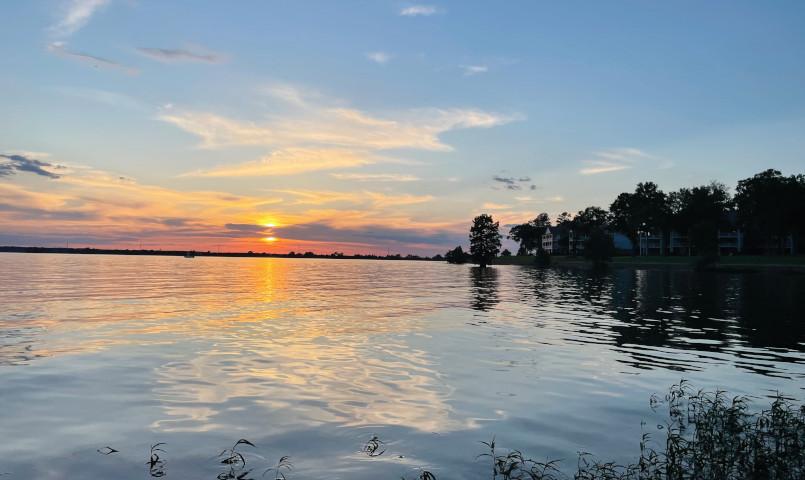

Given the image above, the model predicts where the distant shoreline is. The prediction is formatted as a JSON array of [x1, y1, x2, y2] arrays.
[[0, 246, 437, 261], [494, 254, 805, 271], [4, 247, 804, 271]]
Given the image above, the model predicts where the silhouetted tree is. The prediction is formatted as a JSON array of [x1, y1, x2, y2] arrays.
[[500, 249, 511, 257], [445, 246, 469, 264], [572, 206, 611, 234], [556, 211, 573, 226], [610, 182, 669, 254], [735, 169, 805, 254], [669, 182, 732, 257], [469, 214, 501, 268], [508, 212, 550, 255], [584, 228, 615, 266]]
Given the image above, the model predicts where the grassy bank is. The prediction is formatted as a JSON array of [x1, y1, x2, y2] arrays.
[[493, 254, 805, 271]]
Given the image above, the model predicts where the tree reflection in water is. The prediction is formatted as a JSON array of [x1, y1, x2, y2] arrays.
[[470, 266, 500, 312]]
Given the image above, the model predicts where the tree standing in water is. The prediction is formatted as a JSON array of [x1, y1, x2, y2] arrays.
[[469, 214, 501, 268]]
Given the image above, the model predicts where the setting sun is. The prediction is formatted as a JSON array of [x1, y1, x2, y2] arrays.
[[263, 236, 278, 243]]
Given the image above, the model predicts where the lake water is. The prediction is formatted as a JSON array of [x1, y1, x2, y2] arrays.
[[1, 253, 803, 479]]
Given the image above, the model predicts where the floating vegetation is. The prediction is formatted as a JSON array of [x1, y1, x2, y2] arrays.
[[147, 443, 166, 478], [362, 435, 386, 457], [96, 446, 119, 455]]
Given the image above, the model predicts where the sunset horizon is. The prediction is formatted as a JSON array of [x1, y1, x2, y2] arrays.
[[4, 1, 804, 255]]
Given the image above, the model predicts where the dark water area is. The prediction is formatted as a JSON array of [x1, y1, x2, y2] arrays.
[[0, 253, 803, 479]]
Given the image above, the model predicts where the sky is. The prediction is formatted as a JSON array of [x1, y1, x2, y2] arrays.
[[1, 0, 804, 255]]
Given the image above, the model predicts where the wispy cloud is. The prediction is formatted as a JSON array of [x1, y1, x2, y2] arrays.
[[0, 154, 62, 179], [579, 163, 631, 175], [181, 148, 374, 178], [47, 41, 138, 74], [366, 51, 392, 64], [514, 195, 564, 203], [482, 202, 512, 210], [260, 83, 324, 108], [51, 0, 108, 37], [165, 84, 518, 178], [330, 173, 420, 182], [461, 65, 488, 76], [272, 189, 433, 209], [162, 104, 516, 153], [136, 46, 225, 64], [492, 175, 533, 190], [579, 148, 651, 175], [399, 5, 441, 16]]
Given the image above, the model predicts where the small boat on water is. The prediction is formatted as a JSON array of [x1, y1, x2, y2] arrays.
[[184, 251, 195, 258]]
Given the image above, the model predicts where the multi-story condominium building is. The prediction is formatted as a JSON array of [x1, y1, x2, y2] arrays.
[[542, 226, 565, 255], [638, 229, 745, 256]]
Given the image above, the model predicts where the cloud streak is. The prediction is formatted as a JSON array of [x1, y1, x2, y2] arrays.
[[136, 46, 225, 64], [0, 154, 62, 179], [492, 175, 533, 190], [330, 173, 419, 182], [461, 65, 488, 76], [399, 5, 441, 16], [47, 41, 138, 74], [182, 148, 374, 177], [579, 148, 651, 175], [51, 0, 108, 37], [162, 105, 516, 153], [366, 51, 391, 64]]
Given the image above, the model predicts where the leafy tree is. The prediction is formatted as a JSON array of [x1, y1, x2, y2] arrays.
[[469, 214, 502, 268], [609, 182, 669, 254], [794, 174, 805, 253], [444, 246, 468, 264], [583, 228, 615, 266], [735, 169, 805, 254], [668, 182, 732, 257], [572, 206, 611, 234], [500, 249, 512, 257], [556, 211, 573, 226], [508, 213, 550, 255]]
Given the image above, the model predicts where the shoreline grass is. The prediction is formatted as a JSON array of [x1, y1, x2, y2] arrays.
[[65, 382, 802, 480]]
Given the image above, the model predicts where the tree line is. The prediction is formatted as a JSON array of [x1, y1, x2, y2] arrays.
[[508, 168, 805, 257], [446, 168, 805, 266]]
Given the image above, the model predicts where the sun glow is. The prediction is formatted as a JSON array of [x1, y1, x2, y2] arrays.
[[263, 236, 278, 242]]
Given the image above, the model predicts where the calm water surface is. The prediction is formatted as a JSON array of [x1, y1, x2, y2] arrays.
[[1, 253, 804, 479]]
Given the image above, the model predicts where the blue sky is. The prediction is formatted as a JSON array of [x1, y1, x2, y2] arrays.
[[1, 0, 804, 254]]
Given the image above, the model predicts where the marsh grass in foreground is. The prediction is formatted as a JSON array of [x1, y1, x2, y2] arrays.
[[476, 381, 804, 480], [65, 382, 802, 479]]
